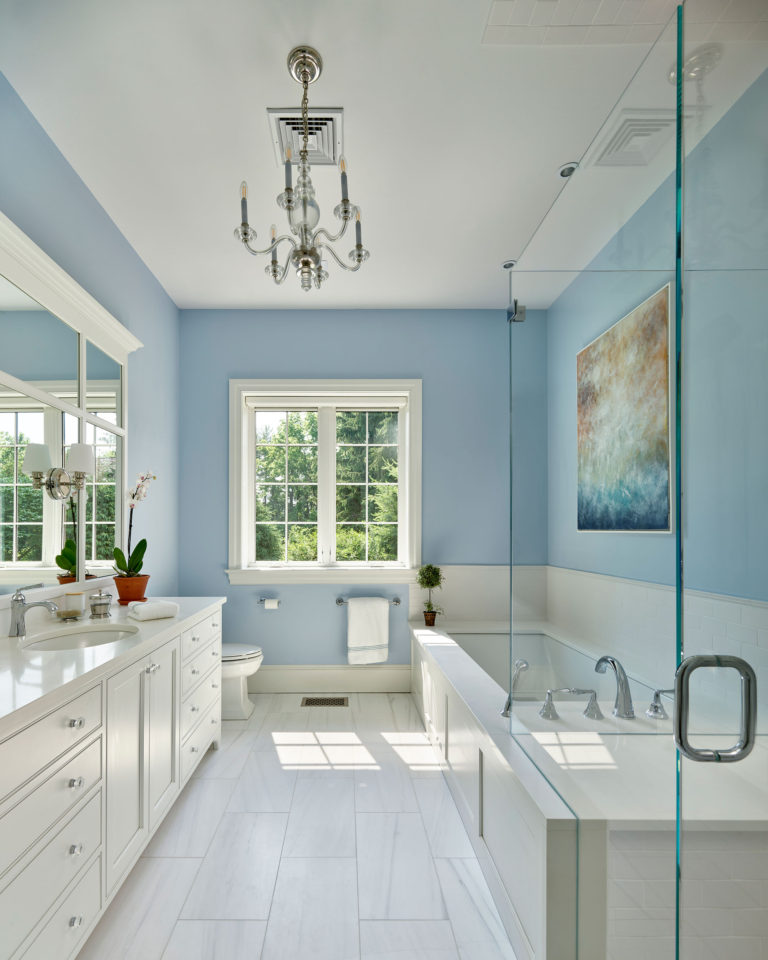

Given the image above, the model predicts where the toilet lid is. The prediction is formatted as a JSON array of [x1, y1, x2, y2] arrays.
[[222, 642, 263, 662]]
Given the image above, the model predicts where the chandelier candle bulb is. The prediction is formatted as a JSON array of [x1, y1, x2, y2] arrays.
[[240, 181, 248, 224], [284, 147, 292, 190], [270, 224, 277, 262], [340, 155, 348, 201], [355, 208, 362, 246]]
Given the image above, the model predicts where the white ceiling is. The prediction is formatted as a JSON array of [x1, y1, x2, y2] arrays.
[[0, 0, 762, 310]]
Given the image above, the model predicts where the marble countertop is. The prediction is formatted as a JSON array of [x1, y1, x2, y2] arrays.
[[413, 624, 768, 826], [0, 596, 225, 734]]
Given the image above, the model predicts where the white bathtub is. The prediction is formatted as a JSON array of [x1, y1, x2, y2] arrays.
[[412, 621, 768, 960]]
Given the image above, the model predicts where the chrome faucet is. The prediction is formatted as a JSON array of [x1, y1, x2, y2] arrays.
[[501, 659, 529, 718], [595, 655, 634, 718], [539, 687, 603, 721], [8, 589, 58, 641]]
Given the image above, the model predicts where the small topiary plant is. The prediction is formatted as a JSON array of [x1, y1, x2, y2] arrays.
[[55, 539, 77, 578], [113, 538, 147, 578], [417, 563, 445, 622]]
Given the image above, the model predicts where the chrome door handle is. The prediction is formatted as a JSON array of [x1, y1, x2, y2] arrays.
[[674, 654, 757, 762]]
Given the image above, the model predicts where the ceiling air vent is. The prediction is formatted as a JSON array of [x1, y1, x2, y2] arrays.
[[267, 107, 344, 167], [587, 108, 678, 167]]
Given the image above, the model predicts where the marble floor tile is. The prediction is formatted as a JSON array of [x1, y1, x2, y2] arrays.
[[261, 858, 359, 960], [360, 919, 460, 959], [78, 858, 201, 960], [145, 778, 235, 858], [180, 812, 287, 919], [414, 779, 476, 858], [282, 777, 356, 857], [355, 745, 419, 812], [226, 748, 297, 812], [192, 730, 253, 780], [161, 920, 267, 960], [435, 859, 516, 960], [357, 812, 446, 920]]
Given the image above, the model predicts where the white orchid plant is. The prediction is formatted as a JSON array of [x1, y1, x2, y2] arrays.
[[113, 471, 156, 577]]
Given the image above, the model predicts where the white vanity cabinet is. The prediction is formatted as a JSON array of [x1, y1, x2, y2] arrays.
[[0, 597, 224, 960], [105, 635, 180, 893]]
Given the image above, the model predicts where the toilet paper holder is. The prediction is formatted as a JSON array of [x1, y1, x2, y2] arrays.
[[257, 597, 280, 609]]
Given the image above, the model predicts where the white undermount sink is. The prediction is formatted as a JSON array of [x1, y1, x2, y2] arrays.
[[25, 622, 140, 651]]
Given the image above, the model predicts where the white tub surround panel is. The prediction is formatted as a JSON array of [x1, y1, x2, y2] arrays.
[[411, 626, 580, 960], [0, 596, 224, 960], [248, 663, 410, 694]]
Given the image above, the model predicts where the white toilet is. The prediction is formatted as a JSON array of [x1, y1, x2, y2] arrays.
[[221, 642, 264, 720]]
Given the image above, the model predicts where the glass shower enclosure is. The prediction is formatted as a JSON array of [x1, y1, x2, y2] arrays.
[[507, 3, 768, 957]]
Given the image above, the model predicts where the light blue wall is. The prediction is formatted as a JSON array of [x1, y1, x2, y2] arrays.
[[0, 73, 180, 593], [510, 309, 548, 565], [177, 308, 509, 664], [542, 68, 768, 600]]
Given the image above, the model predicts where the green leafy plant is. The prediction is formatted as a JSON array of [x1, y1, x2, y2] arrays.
[[417, 563, 445, 614], [113, 538, 147, 578], [55, 539, 77, 578]]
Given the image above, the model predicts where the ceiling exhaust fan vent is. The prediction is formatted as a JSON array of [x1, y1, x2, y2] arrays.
[[587, 108, 678, 167], [268, 107, 344, 167]]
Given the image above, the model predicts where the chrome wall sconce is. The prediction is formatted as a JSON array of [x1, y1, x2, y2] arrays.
[[22, 443, 95, 500]]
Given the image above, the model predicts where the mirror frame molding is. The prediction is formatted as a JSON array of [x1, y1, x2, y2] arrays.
[[0, 209, 143, 595]]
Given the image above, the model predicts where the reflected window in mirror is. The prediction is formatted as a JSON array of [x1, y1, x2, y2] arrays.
[[0, 387, 65, 573], [82, 427, 120, 567], [86, 341, 122, 426]]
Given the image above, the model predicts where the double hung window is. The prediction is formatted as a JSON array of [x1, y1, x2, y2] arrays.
[[229, 380, 421, 583]]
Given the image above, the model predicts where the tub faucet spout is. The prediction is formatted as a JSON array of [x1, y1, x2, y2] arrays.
[[501, 659, 529, 718], [595, 655, 634, 719]]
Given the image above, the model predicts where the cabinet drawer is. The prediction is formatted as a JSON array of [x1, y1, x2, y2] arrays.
[[181, 615, 213, 661], [0, 792, 101, 960], [181, 669, 221, 741], [0, 686, 102, 803], [0, 737, 101, 880], [181, 637, 221, 697], [23, 854, 101, 960], [181, 701, 220, 783]]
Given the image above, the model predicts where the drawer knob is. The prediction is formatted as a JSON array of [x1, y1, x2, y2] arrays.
[[211, 683, 219, 689], [192, 636, 200, 643], [146, 663, 159, 674], [69, 843, 84, 857], [211, 717, 217, 725], [69, 916, 83, 929], [69, 777, 85, 790], [190, 746, 199, 753], [191, 668, 200, 676], [211, 649, 218, 657], [212, 622, 219, 628], [68, 717, 86, 730], [191, 705, 200, 712]]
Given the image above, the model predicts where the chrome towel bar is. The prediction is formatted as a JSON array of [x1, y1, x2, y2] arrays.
[[336, 597, 400, 606]]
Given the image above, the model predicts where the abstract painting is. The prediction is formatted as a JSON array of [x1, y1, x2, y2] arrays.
[[577, 284, 671, 531]]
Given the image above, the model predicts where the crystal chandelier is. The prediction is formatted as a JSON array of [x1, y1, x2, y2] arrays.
[[234, 46, 369, 292]]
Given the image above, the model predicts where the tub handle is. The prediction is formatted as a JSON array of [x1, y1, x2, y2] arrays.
[[674, 654, 756, 763]]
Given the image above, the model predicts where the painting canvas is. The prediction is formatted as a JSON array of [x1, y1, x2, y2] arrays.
[[577, 285, 671, 531]]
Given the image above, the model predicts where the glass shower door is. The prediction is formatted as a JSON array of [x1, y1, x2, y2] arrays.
[[677, 2, 768, 957]]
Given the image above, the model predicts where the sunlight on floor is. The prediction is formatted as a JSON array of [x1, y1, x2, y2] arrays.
[[270, 729, 442, 771]]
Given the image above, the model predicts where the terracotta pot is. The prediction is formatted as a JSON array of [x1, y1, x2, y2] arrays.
[[423, 610, 436, 627], [57, 575, 76, 585], [114, 574, 150, 605]]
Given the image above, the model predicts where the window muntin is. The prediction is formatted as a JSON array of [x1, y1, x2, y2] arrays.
[[335, 410, 398, 562], [0, 410, 45, 562], [254, 411, 319, 562]]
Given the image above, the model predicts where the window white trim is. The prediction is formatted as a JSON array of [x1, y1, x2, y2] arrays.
[[228, 378, 422, 584]]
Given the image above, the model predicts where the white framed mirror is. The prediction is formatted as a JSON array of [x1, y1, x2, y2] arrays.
[[0, 210, 142, 596]]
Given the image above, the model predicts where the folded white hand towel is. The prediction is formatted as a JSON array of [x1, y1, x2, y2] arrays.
[[347, 597, 390, 665], [127, 600, 180, 621]]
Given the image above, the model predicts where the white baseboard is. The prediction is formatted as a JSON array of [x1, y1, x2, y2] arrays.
[[248, 664, 411, 693]]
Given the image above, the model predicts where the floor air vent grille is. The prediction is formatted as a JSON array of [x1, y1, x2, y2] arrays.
[[301, 696, 349, 707]]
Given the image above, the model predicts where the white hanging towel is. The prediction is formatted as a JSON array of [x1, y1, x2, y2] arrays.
[[347, 597, 390, 665]]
